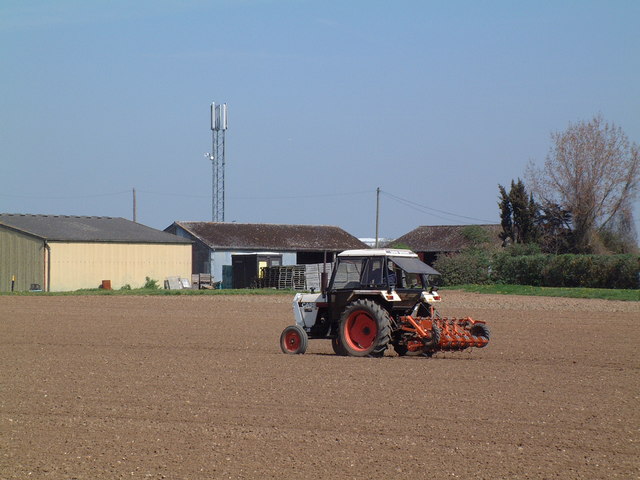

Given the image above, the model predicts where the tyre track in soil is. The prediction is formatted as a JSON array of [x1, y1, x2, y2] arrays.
[[1, 294, 639, 479]]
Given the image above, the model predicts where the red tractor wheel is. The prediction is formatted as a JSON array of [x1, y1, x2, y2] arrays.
[[280, 325, 308, 354], [339, 299, 391, 357]]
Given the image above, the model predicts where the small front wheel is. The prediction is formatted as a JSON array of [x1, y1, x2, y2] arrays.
[[280, 325, 308, 354]]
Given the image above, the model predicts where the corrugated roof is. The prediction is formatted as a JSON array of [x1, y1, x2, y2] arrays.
[[391, 224, 502, 252], [169, 222, 368, 251], [0, 214, 191, 244]]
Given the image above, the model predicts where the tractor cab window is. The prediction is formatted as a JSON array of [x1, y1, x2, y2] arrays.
[[387, 260, 400, 287], [332, 256, 388, 289], [361, 257, 385, 287], [400, 270, 424, 289], [332, 257, 366, 289]]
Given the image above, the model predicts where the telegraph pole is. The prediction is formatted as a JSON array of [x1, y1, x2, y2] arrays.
[[375, 187, 380, 248], [132, 188, 137, 222]]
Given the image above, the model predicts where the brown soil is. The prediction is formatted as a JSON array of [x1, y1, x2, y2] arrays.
[[1, 292, 638, 479]]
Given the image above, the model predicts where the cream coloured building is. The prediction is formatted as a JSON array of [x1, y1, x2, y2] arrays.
[[0, 214, 192, 292]]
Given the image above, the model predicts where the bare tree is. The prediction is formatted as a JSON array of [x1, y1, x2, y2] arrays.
[[599, 197, 639, 253], [527, 115, 640, 253]]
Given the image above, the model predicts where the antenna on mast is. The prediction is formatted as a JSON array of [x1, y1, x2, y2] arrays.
[[205, 102, 228, 222]]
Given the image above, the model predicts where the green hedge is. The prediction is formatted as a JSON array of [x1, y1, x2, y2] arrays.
[[538, 254, 639, 289], [492, 254, 547, 286], [435, 252, 639, 289], [433, 250, 492, 286]]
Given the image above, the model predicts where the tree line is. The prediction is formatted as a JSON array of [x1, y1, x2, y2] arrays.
[[499, 114, 639, 255], [432, 115, 639, 289]]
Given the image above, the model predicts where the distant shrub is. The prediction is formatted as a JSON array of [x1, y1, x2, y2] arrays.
[[143, 277, 159, 289], [502, 243, 542, 256], [437, 251, 638, 289], [600, 255, 640, 289], [461, 225, 491, 245], [542, 255, 583, 287], [492, 253, 639, 289], [493, 253, 546, 286], [120, 284, 132, 291], [542, 254, 638, 289], [434, 250, 492, 286], [387, 241, 412, 250]]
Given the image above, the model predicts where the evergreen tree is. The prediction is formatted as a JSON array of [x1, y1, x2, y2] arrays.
[[498, 179, 540, 246], [498, 185, 513, 243], [510, 179, 528, 243]]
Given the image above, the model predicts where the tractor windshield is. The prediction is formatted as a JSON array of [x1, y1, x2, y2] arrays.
[[388, 257, 440, 290], [389, 256, 440, 275]]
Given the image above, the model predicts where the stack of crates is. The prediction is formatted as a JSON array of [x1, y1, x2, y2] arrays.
[[260, 265, 306, 290]]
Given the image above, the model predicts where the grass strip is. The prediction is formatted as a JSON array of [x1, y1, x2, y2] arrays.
[[2, 288, 296, 296], [446, 284, 639, 301], [3, 285, 638, 301]]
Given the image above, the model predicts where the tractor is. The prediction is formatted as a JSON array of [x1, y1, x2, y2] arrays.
[[279, 248, 490, 357]]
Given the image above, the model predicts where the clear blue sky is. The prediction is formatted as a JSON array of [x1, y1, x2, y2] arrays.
[[2, 0, 639, 240]]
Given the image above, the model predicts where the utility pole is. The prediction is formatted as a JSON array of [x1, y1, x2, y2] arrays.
[[132, 188, 137, 222], [375, 187, 380, 248]]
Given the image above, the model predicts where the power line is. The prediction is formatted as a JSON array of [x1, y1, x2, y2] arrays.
[[1, 188, 498, 225], [137, 189, 208, 199], [0, 189, 374, 201], [0, 190, 130, 200], [231, 190, 373, 200], [139, 189, 374, 201], [381, 190, 496, 224]]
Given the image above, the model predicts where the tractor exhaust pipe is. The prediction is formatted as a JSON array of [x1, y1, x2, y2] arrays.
[[321, 250, 328, 295]]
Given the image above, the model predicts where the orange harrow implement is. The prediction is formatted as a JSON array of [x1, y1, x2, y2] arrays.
[[435, 317, 490, 350], [398, 315, 490, 355]]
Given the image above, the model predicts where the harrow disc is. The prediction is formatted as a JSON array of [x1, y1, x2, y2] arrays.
[[469, 323, 490, 348], [434, 317, 490, 351]]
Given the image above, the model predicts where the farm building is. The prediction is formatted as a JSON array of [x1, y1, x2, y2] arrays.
[[164, 222, 368, 288], [390, 224, 503, 264], [0, 214, 192, 292]]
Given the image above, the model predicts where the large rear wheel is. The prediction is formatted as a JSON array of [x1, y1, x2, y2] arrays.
[[339, 299, 391, 357], [280, 325, 308, 354]]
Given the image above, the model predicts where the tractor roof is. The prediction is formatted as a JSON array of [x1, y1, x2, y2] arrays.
[[338, 248, 418, 258]]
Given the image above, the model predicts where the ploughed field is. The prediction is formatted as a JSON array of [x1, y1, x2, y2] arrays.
[[1, 292, 638, 479]]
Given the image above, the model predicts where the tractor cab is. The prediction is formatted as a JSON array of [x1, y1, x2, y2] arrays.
[[326, 249, 440, 321]]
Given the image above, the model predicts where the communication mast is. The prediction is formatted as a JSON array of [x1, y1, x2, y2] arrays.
[[205, 102, 228, 222]]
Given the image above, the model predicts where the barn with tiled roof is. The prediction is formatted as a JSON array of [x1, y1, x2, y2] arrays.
[[165, 222, 368, 288], [390, 224, 503, 264]]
